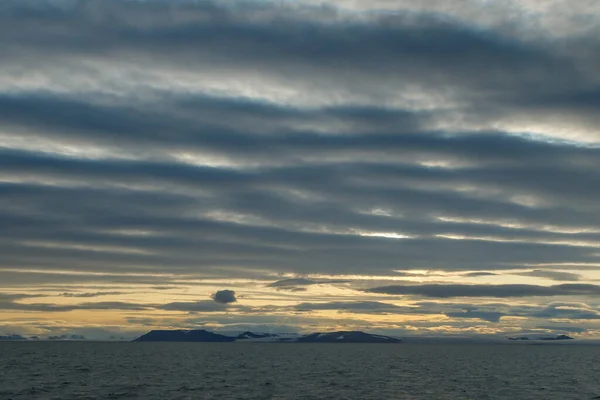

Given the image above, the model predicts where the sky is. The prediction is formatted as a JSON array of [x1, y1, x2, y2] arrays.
[[2, 0, 600, 340]]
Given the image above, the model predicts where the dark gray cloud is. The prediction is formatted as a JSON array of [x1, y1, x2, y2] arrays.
[[294, 301, 404, 313], [211, 290, 237, 304], [462, 272, 498, 278], [0, 0, 593, 111], [528, 304, 600, 320], [445, 310, 505, 323], [126, 317, 163, 326], [0, 298, 150, 312], [152, 298, 600, 326], [60, 291, 124, 298], [291, 301, 504, 322], [267, 278, 350, 291], [516, 270, 581, 282], [290, 300, 599, 323], [0, 293, 46, 300], [365, 284, 600, 298], [268, 278, 319, 288], [159, 300, 229, 312], [535, 326, 588, 333]]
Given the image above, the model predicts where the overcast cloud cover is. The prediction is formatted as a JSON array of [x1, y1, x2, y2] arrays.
[[2, 0, 600, 340]]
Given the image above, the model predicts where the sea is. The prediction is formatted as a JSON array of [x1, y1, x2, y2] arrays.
[[2, 342, 600, 399]]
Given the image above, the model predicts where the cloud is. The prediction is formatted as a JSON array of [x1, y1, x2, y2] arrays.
[[267, 278, 350, 291], [535, 326, 588, 333], [365, 284, 600, 298], [0, 299, 150, 312], [294, 301, 404, 313], [60, 291, 124, 298], [516, 270, 581, 282], [211, 290, 237, 304], [0, 293, 46, 300], [292, 300, 509, 322], [76, 301, 149, 311], [268, 278, 319, 288], [159, 300, 229, 312], [528, 304, 600, 320], [126, 317, 162, 326], [462, 272, 497, 278], [445, 310, 505, 323]]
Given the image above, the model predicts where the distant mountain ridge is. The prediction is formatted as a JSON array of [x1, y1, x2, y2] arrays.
[[133, 329, 235, 342], [297, 331, 401, 343], [132, 329, 401, 343], [507, 334, 574, 341], [236, 331, 280, 339], [0, 334, 26, 341]]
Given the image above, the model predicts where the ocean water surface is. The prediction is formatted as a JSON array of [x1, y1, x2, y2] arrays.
[[2, 342, 600, 399]]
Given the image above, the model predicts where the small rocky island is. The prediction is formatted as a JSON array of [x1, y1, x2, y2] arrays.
[[133, 329, 401, 343], [507, 335, 574, 341]]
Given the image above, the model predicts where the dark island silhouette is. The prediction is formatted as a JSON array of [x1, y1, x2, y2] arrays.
[[134, 329, 236, 342], [133, 329, 401, 343], [507, 335, 574, 341]]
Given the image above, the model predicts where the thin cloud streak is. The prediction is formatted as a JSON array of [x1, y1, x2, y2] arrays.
[[365, 284, 600, 298]]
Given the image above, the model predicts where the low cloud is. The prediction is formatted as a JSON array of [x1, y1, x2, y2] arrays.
[[268, 278, 319, 288], [60, 291, 124, 298], [529, 304, 600, 320], [267, 278, 350, 291], [294, 301, 403, 313], [462, 272, 497, 278], [76, 301, 150, 311], [0, 299, 149, 312], [159, 300, 229, 312], [0, 293, 46, 300], [294, 300, 508, 322], [211, 290, 237, 304], [445, 310, 505, 323], [535, 326, 587, 333], [364, 283, 600, 298], [126, 317, 160, 326], [516, 270, 581, 282]]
